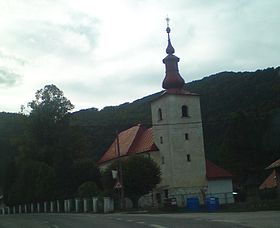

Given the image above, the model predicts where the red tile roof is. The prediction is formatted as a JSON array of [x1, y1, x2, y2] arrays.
[[206, 160, 233, 180], [164, 88, 198, 96], [259, 170, 278, 190], [265, 158, 280, 170], [98, 125, 233, 180], [98, 124, 158, 164]]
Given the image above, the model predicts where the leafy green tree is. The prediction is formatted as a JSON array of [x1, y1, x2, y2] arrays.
[[5, 160, 55, 205], [28, 84, 74, 122], [73, 159, 102, 191], [5, 84, 92, 202], [102, 155, 161, 208], [78, 181, 100, 198], [25, 84, 74, 164], [124, 156, 161, 208]]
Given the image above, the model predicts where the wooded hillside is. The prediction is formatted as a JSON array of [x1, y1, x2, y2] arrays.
[[1, 66, 280, 188]]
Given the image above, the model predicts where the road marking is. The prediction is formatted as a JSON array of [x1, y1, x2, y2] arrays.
[[211, 219, 238, 224], [149, 224, 167, 228], [136, 221, 145, 224], [126, 219, 134, 222], [116, 218, 123, 221], [52, 225, 60, 228]]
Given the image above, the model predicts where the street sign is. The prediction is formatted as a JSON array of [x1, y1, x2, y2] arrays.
[[114, 180, 122, 189], [112, 170, 118, 179]]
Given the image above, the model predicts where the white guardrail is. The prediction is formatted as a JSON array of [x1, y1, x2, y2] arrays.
[[0, 197, 114, 215]]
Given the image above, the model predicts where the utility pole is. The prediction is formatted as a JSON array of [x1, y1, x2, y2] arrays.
[[116, 130, 125, 209]]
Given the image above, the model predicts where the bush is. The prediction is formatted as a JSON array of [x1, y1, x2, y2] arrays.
[[78, 181, 100, 198]]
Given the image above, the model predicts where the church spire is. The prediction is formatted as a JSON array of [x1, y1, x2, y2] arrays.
[[162, 17, 185, 90], [165, 17, 175, 55]]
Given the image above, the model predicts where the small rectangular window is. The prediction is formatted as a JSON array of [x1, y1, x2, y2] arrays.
[[160, 136, 163, 144], [185, 133, 189, 140], [158, 108, 163, 121], [187, 154, 191, 162], [161, 156, 165, 164]]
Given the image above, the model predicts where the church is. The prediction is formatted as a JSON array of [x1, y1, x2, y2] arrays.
[[98, 20, 234, 207]]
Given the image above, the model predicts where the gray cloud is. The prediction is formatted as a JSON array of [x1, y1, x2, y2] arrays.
[[0, 51, 26, 66], [0, 68, 22, 87], [6, 15, 99, 63], [1, 0, 280, 113]]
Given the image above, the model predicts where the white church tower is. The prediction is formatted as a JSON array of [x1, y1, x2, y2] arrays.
[[151, 18, 207, 200]]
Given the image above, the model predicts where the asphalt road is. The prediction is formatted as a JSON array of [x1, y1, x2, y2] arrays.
[[0, 211, 279, 228]]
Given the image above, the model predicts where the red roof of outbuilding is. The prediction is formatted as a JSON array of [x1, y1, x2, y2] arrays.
[[259, 170, 278, 190], [206, 160, 233, 180], [265, 158, 280, 170], [98, 124, 158, 164]]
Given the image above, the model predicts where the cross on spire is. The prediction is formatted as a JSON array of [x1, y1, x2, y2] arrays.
[[165, 16, 174, 54]]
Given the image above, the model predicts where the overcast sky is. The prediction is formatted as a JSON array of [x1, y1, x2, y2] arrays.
[[0, 0, 279, 113]]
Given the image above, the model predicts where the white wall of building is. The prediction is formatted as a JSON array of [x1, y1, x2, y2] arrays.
[[207, 179, 234, 204], [151, 93, 207, 194]]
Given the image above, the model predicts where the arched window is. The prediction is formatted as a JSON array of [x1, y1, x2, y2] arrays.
[[158, 108, 163, 121], [182, 105, 188, 117]]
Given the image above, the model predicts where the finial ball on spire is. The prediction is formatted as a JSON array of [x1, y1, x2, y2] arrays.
[[166, 27, 171, 33], [166, 16, 170, 26], [166, 16, 171, 33]]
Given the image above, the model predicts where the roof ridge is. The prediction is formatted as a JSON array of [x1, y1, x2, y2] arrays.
[[265, 158, 280, 169], [206, 160, 233, 179], [127, 124, 147, 154]]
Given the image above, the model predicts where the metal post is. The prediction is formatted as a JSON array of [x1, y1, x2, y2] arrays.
[[67, 200, 70, 212], [50, 201, 54, 213], [44, 202, 47, 213], [37, 203, 40, 213], [116, 130, 125, 209], [83, 198, 87, 212], [92, 197, 97, 213], [57, 200, 60, 213], [75, 198, 79, 213]]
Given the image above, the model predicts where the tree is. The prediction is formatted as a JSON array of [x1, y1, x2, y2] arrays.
[[4, 160, 55, 205], [124, 156, 161, 208], [72, 159, 102, 191], [5, 84, 91, 203], [24, 84, 74, 164], [102, 155, 161, 208], [28, 84, 74, 122], [78, 181, 100, 198]]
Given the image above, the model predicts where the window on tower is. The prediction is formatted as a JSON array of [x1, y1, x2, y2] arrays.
[[158, 108, 163, 121], [161, 156, 165, 164], [182, 105, 189, 117], [185, 133, 189, 140], [160, 136, 163, 144], [187, 154, 191, 162]]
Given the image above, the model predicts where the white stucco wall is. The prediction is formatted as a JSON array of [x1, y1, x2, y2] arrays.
[[151, 93, 207, 193], [207, 179, 234, 204]]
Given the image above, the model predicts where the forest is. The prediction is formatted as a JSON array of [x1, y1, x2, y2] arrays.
[[1, 66, 280, 203]]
